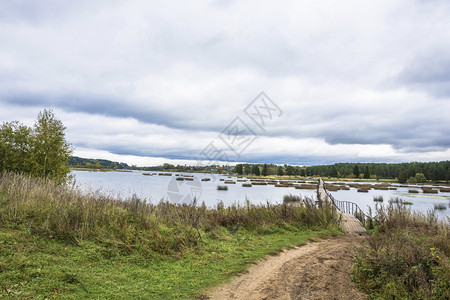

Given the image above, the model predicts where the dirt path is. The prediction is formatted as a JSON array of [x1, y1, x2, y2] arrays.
[[206, 235, 367, 300]]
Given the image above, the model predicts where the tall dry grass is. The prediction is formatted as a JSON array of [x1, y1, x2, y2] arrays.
[[352, 203, 449, 299], [0, 172, 339, 257]]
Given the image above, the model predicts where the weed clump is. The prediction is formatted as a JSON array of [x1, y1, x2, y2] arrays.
[[373, 195, 384, 202], [283, 194, 302, 203], [422, 187, 439, 194], [434, 203, 447, 210], [352, 203, 449, 299]]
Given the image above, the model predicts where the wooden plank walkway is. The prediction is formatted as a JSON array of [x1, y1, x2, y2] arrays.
[[318, 179, 366, 236]]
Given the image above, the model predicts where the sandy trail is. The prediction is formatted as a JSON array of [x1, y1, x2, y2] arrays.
[[206, 235, 367, 300]]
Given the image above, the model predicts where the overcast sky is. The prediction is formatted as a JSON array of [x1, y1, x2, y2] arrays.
[[1, 0, 449, 166]]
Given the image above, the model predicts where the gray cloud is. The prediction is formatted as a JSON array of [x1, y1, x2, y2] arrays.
[[398, 50, 450, 98], [1, 0, 450, 165], [1, 93, 220, 132]]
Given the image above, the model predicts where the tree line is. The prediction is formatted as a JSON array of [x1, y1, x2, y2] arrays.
[[233, 163, 305, 176], [69, 156, 131, 170], [233, 161, 450, 182], [305, 161, 450, 181], [0, 110, 72, 184]]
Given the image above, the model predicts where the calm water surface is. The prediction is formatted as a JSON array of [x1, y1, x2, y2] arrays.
[[72, 171, 449, 218]]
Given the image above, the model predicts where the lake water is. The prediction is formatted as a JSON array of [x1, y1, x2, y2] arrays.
[[72, 170, 450, 219]]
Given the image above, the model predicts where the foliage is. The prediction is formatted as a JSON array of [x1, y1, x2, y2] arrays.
[[251, 164, 260, 176], [352, 204, 449, 299], [353, 165, 360, 178], [234, 164, 243, 175], [305, 161, 450, 181], [397, 171, 408, 183], [0, 109, 72, 184], [407, 176, 418, 184], [262, 164, 268, 176], [415, 172, 427, 183], [69, 157, 131, 170], [0, 121, 32, 173], [330, 166, 337, 177], [285, 165, 295, 176], [277, 165, 284, 176], [30, 109, 73, 183], [364, 166, 370, 179]]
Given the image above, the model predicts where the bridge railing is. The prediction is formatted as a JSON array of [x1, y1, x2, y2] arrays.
[[323, 181, 371, 223]]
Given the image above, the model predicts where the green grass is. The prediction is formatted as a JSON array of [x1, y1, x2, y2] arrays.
[[0, 223, 338, 299], [0, 172, 340, 299]]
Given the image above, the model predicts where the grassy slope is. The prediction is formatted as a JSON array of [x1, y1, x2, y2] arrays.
[[0, 172, 341, 299], [0, 224, 338, 299]]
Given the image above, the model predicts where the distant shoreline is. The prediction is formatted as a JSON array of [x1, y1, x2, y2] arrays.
[[70, 167, 132, 173]]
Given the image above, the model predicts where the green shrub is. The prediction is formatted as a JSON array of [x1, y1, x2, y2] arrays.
[[352, 204, 449, 299], [0, 110, 72, 184]]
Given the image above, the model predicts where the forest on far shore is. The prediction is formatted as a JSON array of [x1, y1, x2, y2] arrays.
[[68, 155, 449, 183]]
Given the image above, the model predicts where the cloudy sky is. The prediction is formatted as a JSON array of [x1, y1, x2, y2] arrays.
[[1, 0, 449, 166]]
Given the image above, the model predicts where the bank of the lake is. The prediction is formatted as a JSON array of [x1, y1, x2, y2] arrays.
[[0, 172, 340, 299], [72, 170, 450, 219]]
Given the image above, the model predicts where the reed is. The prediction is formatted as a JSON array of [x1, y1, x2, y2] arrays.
[[283, 194, 302, 203], [388, 197, 413, 205], [325, 185, 340, 191], [373, 186, 389, 190], [252, 182, 267, 186], [296, 184, 317, 190], [373, 195, 384, 202], [434, 203, 447, 210], [279, 181, 294, 186], [0, 172, 340, 258], [352, 203, 449, 299], [422, 187, 438, 194], [276, 184, 291, 187]]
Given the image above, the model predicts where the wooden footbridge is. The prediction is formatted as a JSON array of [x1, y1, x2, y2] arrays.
[[317, 179, 367, 236]]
